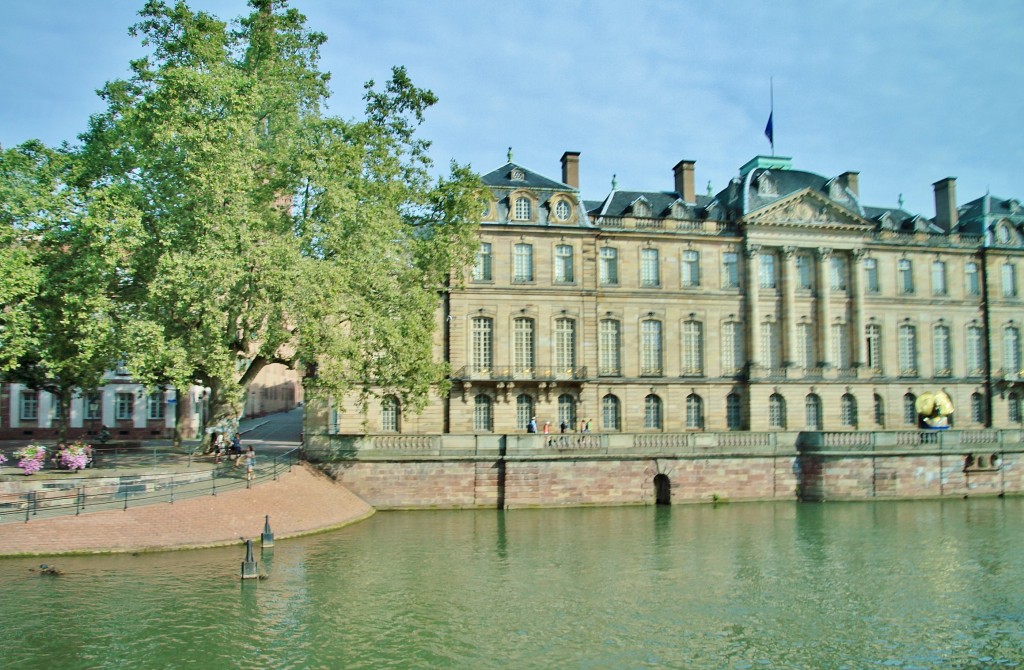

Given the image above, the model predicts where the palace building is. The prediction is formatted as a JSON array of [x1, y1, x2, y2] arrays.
[[321, 150, 1024, 436]]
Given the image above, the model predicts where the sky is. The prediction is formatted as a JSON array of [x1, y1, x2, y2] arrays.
[[2, 1, 1022, 216]]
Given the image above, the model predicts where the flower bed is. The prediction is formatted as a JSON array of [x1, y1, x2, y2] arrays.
[[13, 445, 47, 476]]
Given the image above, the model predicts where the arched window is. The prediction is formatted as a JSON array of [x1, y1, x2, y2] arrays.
[[726, 392, 743, 430], [602, 394, 620, 431], [769, 393, 786, 429], [903, 393, 917, 425], [516, 394, 534, 431], [874, 393, 885, 427], [840, 393, 857, 428], [644, 394, 663, 430], [381, 395, 400, 432], [685, 394, 703, 429], [971, 392, 985, 424], [514, 196, 532, 221], [558, 394, 576, 430], [473, 394, 493, 432], [805, 394, 823, 430]]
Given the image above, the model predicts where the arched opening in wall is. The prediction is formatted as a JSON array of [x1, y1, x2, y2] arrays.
[[654, 474, 671, 505]]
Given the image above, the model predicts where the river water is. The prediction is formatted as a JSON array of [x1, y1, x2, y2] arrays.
[[1, 499, 1022, 669]]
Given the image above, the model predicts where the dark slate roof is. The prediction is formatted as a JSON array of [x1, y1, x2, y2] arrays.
[[862, 206, 937, 233], [481, 162, 572, 191], [590, 189, 718, 219], [717, 166, 865, 219], [957, 195, 1024, 236]]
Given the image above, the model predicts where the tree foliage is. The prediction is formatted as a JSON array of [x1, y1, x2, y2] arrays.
[[4, 0, 482, 441]]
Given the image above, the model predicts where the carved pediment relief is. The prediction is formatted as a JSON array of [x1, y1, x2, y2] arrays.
[[745, 190, 867, 228]]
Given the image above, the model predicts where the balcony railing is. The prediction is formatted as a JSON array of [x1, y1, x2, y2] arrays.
[[453, 366, 589, 381]]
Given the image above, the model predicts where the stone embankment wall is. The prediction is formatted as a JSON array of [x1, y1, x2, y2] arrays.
[[305, 430, 1024, 509]]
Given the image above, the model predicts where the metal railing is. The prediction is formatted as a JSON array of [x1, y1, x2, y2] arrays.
[[0, 448, 299, 524]]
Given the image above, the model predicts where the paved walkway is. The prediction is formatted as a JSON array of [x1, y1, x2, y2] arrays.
[[0, 463, 375, 557]]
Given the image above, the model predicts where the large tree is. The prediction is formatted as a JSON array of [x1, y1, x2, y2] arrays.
[[75, 0, 481, 445], [0, 141, 143, 439]]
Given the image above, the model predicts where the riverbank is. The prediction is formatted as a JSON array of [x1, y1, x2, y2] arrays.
[[0, 463, 374, 557]]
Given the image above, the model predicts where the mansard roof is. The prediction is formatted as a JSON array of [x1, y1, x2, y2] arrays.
[[957, 194, 1024, 236], [481, 162, 573, 191], [718, 159, 865, 220]]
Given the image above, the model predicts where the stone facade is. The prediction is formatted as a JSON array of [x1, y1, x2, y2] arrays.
[[313, 151, 1024, 437]]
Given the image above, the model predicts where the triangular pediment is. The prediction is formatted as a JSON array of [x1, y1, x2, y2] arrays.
[[745, 189, 869, 228]]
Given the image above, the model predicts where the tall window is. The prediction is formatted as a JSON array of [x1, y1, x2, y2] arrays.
[[473, 242, 492, 281], [1004, 325, 1021, 375], [830, 255, 847, 291], [874, 394, 885, 427], [644, 394, 662, 430], [1010, 392, 1023, 424], [898, 259, 914, 294], [966, 325, 984, 376], [602, 394, 620, 431], [760, 321, 781, 369], [558, 394, 576, 429], [769, 393, 786, 429], [864, 258, 880, 293], [85, 392, 102, 420], [759, 251, 777, 288], [640, 248, 660, 287], [20, 390, 38, 421], [796, 253, 813, 290], [600, 247, 618, 285], [971, 392, 985, 424], [866, 324, 882, 372], [473, 395, 493, 432], [1003, 263, 1018, 297], [797, 323, 815, 368], [685, 394, 704, 429], [840, 393, 858, 427], [681, 250, 700, 287], [513, 243, 533, 282], [513, 318, 535, 376], [965, 262, 980, 296], [513, 196, 532, 221], [147, 392, 165, 420], [116, 392, 134, 421], [903, 393, 917, 425], [727, 393, 743, 430], [831, 323, 850, 369], [381, 395, 400, 432], [722, 251, 739, 289], [805, 394, 823, 430], [471, 317, 493, 373], [515, 394, 533, 430], [898, 324, 918, 376], [931, 260, 947, 296], [933, 324, 951, 377], [722, 322, 744, 375], [599, 319, 621, 376], [554, 318, 576, 374], [641, 320, 663, 375], [681, 320, 703, 375], [554, 244, 574, 283]]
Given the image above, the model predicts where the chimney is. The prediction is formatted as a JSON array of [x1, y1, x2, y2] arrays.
[[839, 171, 859, 198], [673, 159, 696, 203], [561, 151, 580, 189], [933, 177, 958, 231]]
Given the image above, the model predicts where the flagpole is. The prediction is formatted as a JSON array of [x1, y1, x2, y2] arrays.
[[769, 77, 774, 156]]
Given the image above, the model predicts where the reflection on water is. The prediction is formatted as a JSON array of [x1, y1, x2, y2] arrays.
[[2, 499, 1023, 669]]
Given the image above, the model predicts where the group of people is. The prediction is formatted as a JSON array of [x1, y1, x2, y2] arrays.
[[210, 432, 256, 481], [526, 417, 592, 434]]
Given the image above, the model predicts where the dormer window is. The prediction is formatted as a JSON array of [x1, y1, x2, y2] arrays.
[[632, 197, 651, 218], [510, 168, 525, 181], [757, 171, 777, 196], [670, 201, 686, 219], [553, 199, 572, 222], [514, 196, 532, 221]]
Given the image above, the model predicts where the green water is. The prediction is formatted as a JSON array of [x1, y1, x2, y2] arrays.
[[1, 499, 1023, 669]]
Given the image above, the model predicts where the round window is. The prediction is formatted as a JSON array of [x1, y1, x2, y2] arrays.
[[555, 200, 571, 221]]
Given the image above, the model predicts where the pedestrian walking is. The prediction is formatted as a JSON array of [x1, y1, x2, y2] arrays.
[[527, 417, 538, 433], [244, 445, 255, 482]]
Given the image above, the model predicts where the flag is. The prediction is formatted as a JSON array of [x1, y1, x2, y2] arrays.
[[764, 112, 774, 147]]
